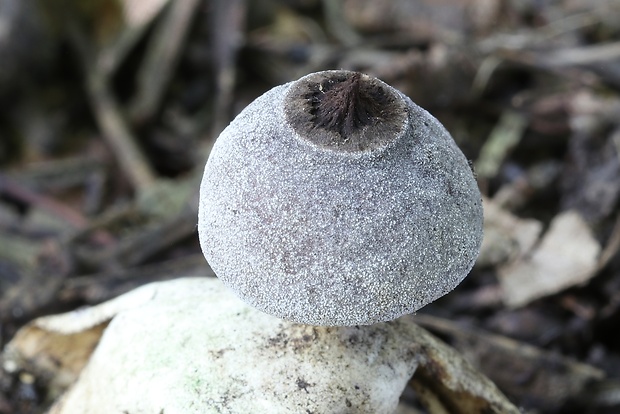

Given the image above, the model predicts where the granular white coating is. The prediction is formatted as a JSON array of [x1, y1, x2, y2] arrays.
[[198, 71, 483, 326]]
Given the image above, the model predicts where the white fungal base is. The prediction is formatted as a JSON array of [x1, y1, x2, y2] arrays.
[[51, 278, 419, 414]]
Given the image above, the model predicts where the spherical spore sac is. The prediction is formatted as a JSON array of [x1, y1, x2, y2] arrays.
[[198, 70, 483, 326]]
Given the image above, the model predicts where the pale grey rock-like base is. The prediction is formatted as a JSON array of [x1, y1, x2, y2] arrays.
[[51, 278, 419, 414]]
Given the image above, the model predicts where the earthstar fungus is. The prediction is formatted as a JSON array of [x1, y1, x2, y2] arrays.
[[198, 70, 483, 326]]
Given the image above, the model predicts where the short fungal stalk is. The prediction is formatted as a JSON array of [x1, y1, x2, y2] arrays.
[[199, 70, 483, 326]]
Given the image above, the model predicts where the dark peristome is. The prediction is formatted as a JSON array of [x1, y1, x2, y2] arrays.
[[285, 71, 408, 152]]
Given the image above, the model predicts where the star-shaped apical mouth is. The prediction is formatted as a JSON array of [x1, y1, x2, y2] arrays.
[[285, 71, 408, 153]]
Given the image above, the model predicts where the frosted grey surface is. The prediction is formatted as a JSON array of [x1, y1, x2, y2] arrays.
[[198, 71, 483, 326]]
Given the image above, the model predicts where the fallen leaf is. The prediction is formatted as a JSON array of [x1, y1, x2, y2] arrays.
[[499, 210, 601, 307]]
